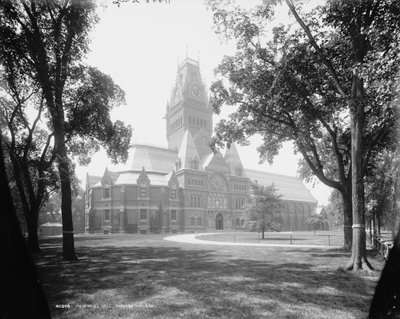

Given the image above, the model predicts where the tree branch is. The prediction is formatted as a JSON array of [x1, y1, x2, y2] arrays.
[[285, 0, 347, 98]]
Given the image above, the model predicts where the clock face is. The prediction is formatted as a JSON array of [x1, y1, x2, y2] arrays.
[[192, 86, 201, 97]]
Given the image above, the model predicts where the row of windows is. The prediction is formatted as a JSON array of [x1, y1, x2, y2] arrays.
[[188, 178, 204, 186], [103, 184, 247, 199], [104, 209, 244, 225], [103, 189, 245, 210], [189, 216, 202, 226], [208, 193, 227, 209], [139, 209, 177, 221], [170, 116, 183, 133], [104, 187, 176, 199], [188, 116, 207, 128], [233, 184, 247, 191], [190, 194, 202, 207]]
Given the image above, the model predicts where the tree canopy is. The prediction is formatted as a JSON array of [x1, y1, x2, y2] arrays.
[[0, 0, 132, 259], [207, 0, 400, 269], [244, 181, 282, 239]]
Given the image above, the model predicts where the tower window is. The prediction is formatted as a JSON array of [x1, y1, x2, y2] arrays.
[[140, 209, 147, 220], [104, 209, 111, 221], [171, 210, 177, 221], [191, 156, 199, 170]]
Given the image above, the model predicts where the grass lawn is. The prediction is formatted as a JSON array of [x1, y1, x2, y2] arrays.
[[36, 233, 384, 319], [198, 231, 344, 247]]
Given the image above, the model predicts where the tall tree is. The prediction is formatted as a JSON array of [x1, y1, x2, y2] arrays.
[[320, 0, 400, 270], [244, 181, 282, 239], [1, 52, 130, 254], [208, 2, 355, 249], [1, 71, 58, 252], [0, 1, 132, 260], [0, 130, 51, 318], [207, 0, 400, 269]]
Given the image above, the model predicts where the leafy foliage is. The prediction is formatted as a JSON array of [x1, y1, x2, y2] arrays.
[[0, 0, 132, 258], [304, 213, 327, 234], [244, 181, 282, 235], [207, 0, 400, 260], [325, 189, 344, 230]]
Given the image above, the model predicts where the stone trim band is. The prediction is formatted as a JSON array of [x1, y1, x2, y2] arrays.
[[352, 224, 365, 229]]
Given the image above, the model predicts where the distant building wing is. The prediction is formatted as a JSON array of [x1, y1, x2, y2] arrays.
[[244, 169, 317, 203]]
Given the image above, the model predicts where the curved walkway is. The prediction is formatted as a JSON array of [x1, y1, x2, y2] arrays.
[[163, 233, 339, 249]]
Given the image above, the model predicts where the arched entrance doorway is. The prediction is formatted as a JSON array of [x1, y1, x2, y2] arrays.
[[216, 213, 223, 230]]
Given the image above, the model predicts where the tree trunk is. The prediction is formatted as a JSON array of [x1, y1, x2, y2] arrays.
[[372, 210, 376, 247], [0, 133, 51, 319], [342, 189, 353, 250], [54, 117, 77, 261], [378, 214, 381, 236], [369, 214, 372, 244], [347, 74, 372, 271], [392, 173, 398, 240], [26, 210, 40, 253]]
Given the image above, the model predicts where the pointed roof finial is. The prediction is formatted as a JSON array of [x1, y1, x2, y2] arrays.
[[197, 51, 200, 64], [186, 44, 188, 59]]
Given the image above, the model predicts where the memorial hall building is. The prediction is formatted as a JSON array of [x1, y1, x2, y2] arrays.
[[84, 58, 317, 234]]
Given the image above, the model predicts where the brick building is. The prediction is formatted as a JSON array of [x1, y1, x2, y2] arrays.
[[85, 58, 317, 234]]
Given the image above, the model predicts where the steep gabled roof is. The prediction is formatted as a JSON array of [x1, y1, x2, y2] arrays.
[[130, 144, 177, 173], [177, 130, 200, 170], [244, 169, 317, 204], [86, 173, 102, 188], [101, 167, 120, 186], [203, 151, 230, 174], [224, 143, 245, 177]]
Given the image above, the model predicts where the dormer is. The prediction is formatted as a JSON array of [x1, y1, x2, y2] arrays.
[[137, 167, 150, 198]]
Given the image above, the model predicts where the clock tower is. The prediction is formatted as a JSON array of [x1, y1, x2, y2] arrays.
[[165, 58, 213, 157]]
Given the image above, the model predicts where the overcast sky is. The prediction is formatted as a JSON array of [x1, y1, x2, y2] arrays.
[[76, 0, 332, 205]]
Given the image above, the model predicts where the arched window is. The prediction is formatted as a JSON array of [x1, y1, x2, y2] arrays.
[[191, 155, 199, 170]]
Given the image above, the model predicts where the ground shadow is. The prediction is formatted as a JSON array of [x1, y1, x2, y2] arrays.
[[36, 235, 382, 319]]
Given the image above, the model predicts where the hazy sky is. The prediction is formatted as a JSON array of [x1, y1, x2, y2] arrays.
[[76, 0, 332, 205]]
